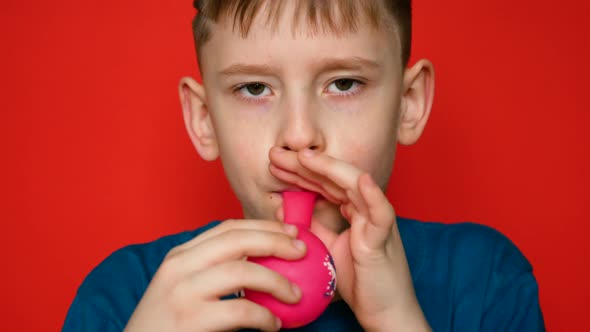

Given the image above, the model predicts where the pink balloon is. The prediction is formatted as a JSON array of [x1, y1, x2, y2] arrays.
[[245, 191, 336, 328]]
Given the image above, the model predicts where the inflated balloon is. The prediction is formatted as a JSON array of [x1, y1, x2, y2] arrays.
[[244, 191, 337, 328]]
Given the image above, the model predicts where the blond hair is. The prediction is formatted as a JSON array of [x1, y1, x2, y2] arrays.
[[192, 0, 412, 67]]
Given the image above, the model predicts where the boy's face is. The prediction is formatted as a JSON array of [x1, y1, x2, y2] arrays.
[[183, 5, 432, 229]]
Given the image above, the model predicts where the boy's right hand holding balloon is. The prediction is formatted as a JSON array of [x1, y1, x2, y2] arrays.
[[123, 219, 306, 332]]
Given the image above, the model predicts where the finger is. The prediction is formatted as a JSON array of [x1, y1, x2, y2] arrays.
[[358, 173, 397, 248], [198, 299, 282, 332], [190, 260, 302, 304], [297, 149, 363, 192], [269, 164, 344, 204], [269, 147, 347, 202], [345, 188, 369, 220], [169, 219, 298, 257], [169, 228, 307, 274]]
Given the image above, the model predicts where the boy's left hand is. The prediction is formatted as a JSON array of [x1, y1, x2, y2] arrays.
[[269, 147, 431, 332]]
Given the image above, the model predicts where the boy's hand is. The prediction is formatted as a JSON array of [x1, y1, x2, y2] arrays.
[[124, 219, 305, 332], [269, 147, 431, 332]]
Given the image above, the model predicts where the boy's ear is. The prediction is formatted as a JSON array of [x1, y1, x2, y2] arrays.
[[397, 59, 435, 145], [178, 77, 219, 161]]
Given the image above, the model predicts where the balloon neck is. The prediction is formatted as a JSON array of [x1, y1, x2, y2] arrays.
[[282, 191, 317, 229]]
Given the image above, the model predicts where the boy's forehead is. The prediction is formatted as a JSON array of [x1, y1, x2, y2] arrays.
[[200, 2, 400, 73], [205, 21, 397, 76]]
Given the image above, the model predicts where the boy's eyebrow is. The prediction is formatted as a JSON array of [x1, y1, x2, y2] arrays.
[[218, 57, 381, 77], [219, 63, 281, 77], [314, 56, 382, 72]]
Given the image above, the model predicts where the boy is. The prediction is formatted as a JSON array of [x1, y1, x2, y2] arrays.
[[63, 1, 545, 331]]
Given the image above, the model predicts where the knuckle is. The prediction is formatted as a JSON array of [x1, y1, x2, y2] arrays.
[[230, 300, 275, 329], [384, 203, 396, 220], [219, 218, 238, 230], [227, 229, 250, 246], [158, 255, 182, 280], [270, 270, 289, 288], [230, 301, 256, 321], [226, 260, 250, 276], [165, 245, 181, 258], [269, 233, 290, 252]]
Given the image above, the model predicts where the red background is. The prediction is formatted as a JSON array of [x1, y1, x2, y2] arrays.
[[2, 0, 589, 331]]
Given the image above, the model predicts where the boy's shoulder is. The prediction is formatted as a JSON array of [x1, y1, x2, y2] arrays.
[[77, 221, 221, 293], [64, 221, 221, 330], [399, 217, 543, 331], [398, 217, 533, 283]]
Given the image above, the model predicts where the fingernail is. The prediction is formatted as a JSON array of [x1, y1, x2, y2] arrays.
[[302, 149, 316, 158], [291, 283, 301, 298], [292, 239, 306, 251], [283, 224, 298, 237]]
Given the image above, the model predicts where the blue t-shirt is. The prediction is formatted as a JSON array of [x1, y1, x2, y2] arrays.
[[63, 218, 545, 331]]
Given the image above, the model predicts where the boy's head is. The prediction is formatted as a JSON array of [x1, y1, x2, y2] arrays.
[[179, 0, 434, 228]]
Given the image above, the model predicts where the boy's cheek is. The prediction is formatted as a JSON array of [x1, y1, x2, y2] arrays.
[[330, 137, 374, 168], [338, 138, 395, 188]]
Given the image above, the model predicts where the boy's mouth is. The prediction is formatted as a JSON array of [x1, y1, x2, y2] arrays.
[[271, 188, 327, 202], [276, 187, 305, 192]]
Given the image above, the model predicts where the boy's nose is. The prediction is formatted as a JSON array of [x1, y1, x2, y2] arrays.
[[277, 101, 324, 152]]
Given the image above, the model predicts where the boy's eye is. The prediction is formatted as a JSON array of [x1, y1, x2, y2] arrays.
[[327, 79, 362, 94], [239, 83, 271, 97], [335, 79, 354, 91]]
